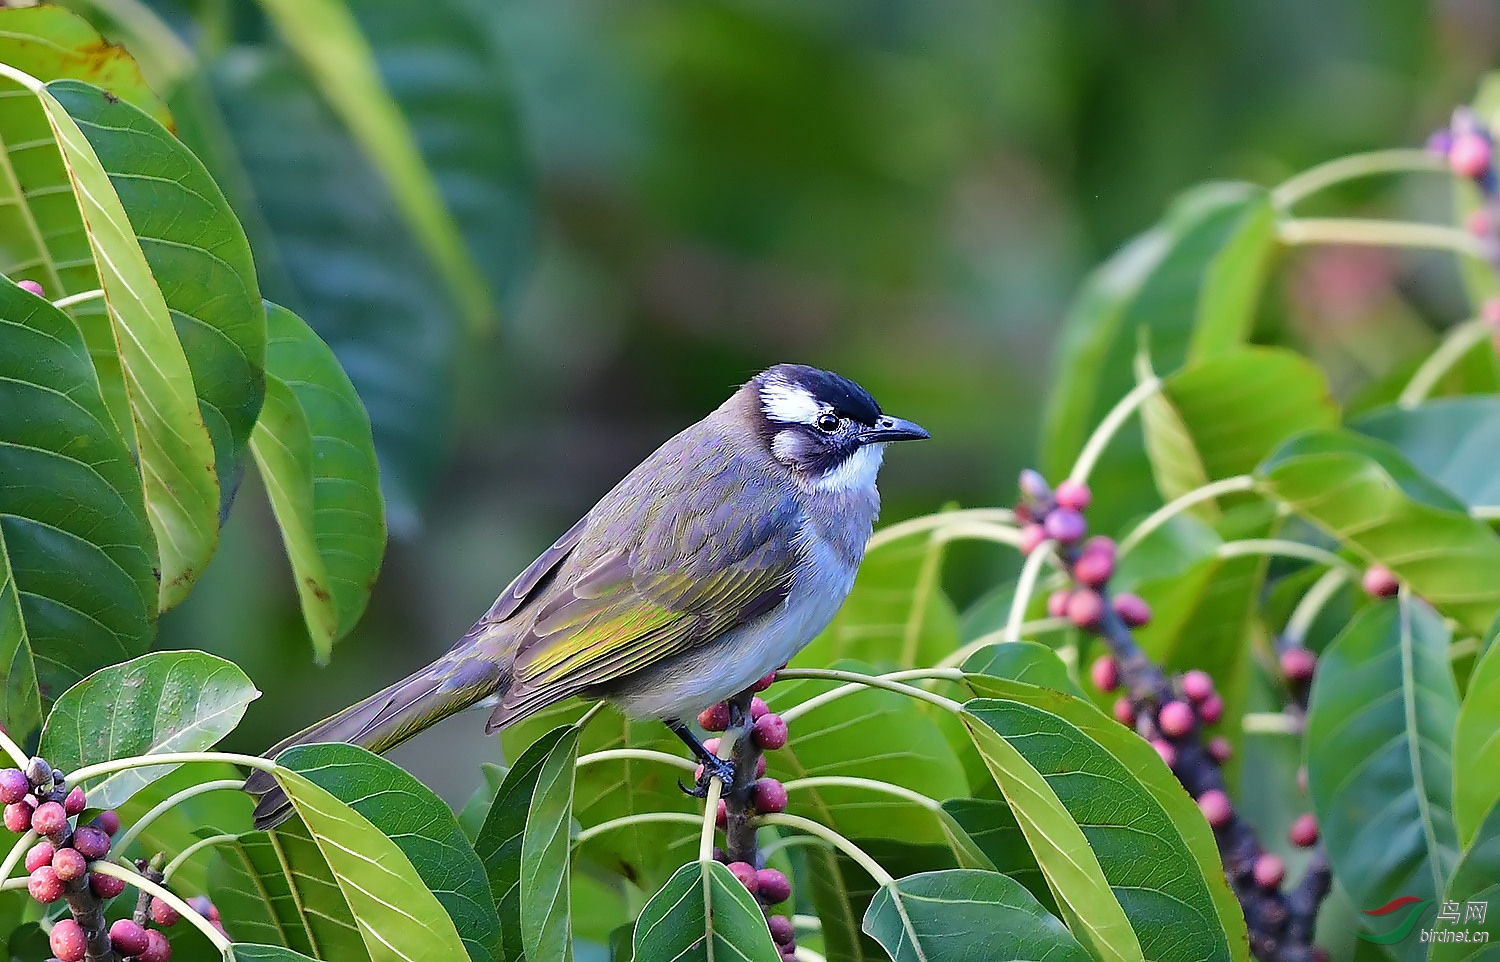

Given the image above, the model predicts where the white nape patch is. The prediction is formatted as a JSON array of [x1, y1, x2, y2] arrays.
[[812, 443, 885, 492], [760, 378, 822, 424], [771, 429, 802, 463]]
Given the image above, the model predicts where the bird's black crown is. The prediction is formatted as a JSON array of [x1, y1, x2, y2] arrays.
[[759, 363, 882, 425]]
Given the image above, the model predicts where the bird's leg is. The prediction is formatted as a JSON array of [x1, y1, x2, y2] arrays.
[[667, 718, 735, 797]]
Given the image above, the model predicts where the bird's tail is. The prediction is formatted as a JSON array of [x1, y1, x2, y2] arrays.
[[244, 633, 513, 829]]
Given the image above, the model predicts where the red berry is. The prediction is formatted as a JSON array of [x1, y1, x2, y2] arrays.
[[1208, 737, 1233, 763], [1019, 523, 1047, 556], [52, 847, 86, 881], [1280, 647, 1317, 682], [1151, 739, 1178, 768], [753, 779, 788, 814], [753, 713, 789, 750], [753, 672, 777, 692], [698, 703, 731, 732], [50, 918, 87, 962], [757, 868, 792, 905], [24, 841, 54, 873], [1090, 656, 1119, 692], [751, 697, 770, 720], [1112, 592, 1151, 627], [151, 896, 181, 926], [1046, 589, 1072, 619], [1182, 670, 1214, 703], [1074, 549, 1113, 587], [90, 871, 126, 899], [755, 755, 767, 778], [1066, 589, 1104, 629], [1055, 480, 1092, 511], [28, 865, 62, 902], [1044, 508, 1086, 544], [1158, 701, 1194, 737], [1253, 853, 1286, 889], [1198, 789, 1233, 827], [4, 801, 32, 833], [1362, 565, 1399, 599], [1289, 813, 1320, 848], [1450, 132, 1493, 178], [726, 861, 759, 894], [110, 919, 149, 955], [1112, 697, 1134, 726], [16, 279, 45, 299], [768, 914, 796, 946], [0, 769, 27, 805], [71, 826, 110, 860], [92, 809, 120, 836], [140, 928, 172, 962], [715, 800, 727, 828], [1199, 694, 1224, 725], [30, 801, 66, 837], [63, 786, 86, 815], [712, 847, 728, 863]]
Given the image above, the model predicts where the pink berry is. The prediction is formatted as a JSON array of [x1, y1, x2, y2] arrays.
[[140, 928, 172, 962], [28, 865, 62, 902], [1199, 694, 1224, 725], [768, 914, 795, 946], [698, 703, 730, 732], [1362, 565, 1399, 599], [0, 769, 27, 805], [110, 918, 149, 955], [1044, 508, 1087, 544], [751, 697, 770, 720], [1151, 739, 1178, 768], [1208, 737, 1233, 763], [753, 713, 789, 750], [30, 800, 66, 837], [1055, 480, 1092, 511], [1112, 592, 1151, 628], [716, 800, 727, 828], [753, 672, 776, 693], [1484, 297, 1500, 327], [704, 738, 721, 756], [151, 896, 180, 926], [753, 778, 789, 814], [1449, 132, 1493, 178], [1090, 656, 1119, 692], [50, 918, 87, 962], [1019, 523, 1047, 556], [1047, 589, 1072, 619], [1253, 853, 1286, 889], [24, 841, 54, 873], [63, 786, 86, 815], [90, 871, 126, 899], [71, 826, 110, 860], [4, 801, 32, 833], [755, 755, 767, 778], [726, 861, 759, 894], [1289, 813, 1320, 847], [1018, 469, 1051, 502], [1074, 549, 1113, 587], [91, 809, 120, 836], [1066, 589, 1105, 629], [52, 846, 86, 881], [1198, 789, 1233, 827], [1112, 697, 1134, 726], [1182, 670, 1214, 703], [1280, 647, 1317, 682], [1158, 701, 1194, 737], [757, 867, 792, 904], [16, 279, 44, 299]]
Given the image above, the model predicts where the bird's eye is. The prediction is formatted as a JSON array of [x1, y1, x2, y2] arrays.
[[815, 413, 840, 433]]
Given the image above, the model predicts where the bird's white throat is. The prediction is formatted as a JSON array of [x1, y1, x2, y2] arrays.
[[812, 443, 885, 492]]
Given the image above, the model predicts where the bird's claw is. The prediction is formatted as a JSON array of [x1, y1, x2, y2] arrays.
[[678, 754, 736, 798]]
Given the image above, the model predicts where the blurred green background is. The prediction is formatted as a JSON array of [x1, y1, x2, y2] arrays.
[[126, 0, 1497, 803]]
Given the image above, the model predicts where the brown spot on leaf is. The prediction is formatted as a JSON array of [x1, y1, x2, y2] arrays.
[[617, 860, 640, 885], [102, 90, 118, 104], [304, 578, 332, 603]]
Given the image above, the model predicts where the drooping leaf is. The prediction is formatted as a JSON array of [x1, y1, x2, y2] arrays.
[[632, 860, 781, 962], [0, 6, 172, 124], [250, 302, 385, 660], [1454, 627, 1500, 847], [519, 724, 579, 962], [1306, 596, 1461, 962], [49, 79, 266, 518], [277, 744, 501, 962], [963, 642, 1085, 698], [1428, 799, 1500, 962], [0, 277, 155, 733], [41, 651, 258, 809], [1258, 429, 1500, 634], [269, 766, 470, 962], [231, 946, 321, 962], [1353, 398, 1500, 509], [863, 869, 1091, 962]]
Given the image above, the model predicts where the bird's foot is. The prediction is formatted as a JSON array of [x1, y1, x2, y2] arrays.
[[679, 753, 736, 798]]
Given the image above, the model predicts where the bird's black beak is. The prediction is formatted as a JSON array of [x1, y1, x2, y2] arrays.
[[860, 415, 930, 444]]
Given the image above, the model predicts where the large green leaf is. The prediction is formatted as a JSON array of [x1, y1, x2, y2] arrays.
[[277, 744, 501, 962], [250, 302, 385, 659], [0, 7, 172, 123], [1454, 634, 1500, 847], [1429, 800, 1500, 962], [940, 799, 1050, 910], [1306, 596, 1461, 962], [41, 651, 258, 808], [269, 766, 470, 962], [632, 860, 781, 962], [520, 724, 579, 962], [1258, 429, 1500, 634], [864, 869, 1090, 962], [1353, 398, 1500, 509], [0, 277, 155, 733], [49, 79, 266, 517], [805, 844, 876, 962], [963, 642, 1085, 699], [232, 947, 321, 962]]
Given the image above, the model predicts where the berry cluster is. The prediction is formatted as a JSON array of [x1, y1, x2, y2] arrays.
[[1435, 109, 1500, 294]]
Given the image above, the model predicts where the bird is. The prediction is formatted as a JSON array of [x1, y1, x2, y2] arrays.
[[244, 363, 928, 828]]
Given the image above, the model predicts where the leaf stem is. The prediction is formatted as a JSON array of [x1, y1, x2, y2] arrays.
[[794, 946, 830, 962], [0, 727, 28, 769], [698, 729, 732, 863], [866, 509, 1016, 550], [1284, 569, 1349, 647], [1069, 378, 1162, 484], [162, 833, 237, 882], [1214, 539, 1358, 574], [1117, 475, 1259, 558], [1277, 218, 1489, 260], [0, 829, 37, 882], [573, 812, 703, 849], [1241, 712, 1303, 735], [573, 701, 607, 732], [112, 779, 242, 858], [757, 813, 893, 886], [1398, 318, 1490, 408], [778, 668, 965, 723], [1005, 541, 1056, 645], [1271, 148, 1445, 209], [781, 776, 941, 812], [51, 289, 106, 310], [67, 751, 279, 786], [90, 860, 229, 951], [575, 749, 697, 773]]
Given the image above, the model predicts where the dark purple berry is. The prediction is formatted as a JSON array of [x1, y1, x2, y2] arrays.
[[753, 778, 788, 814], [28, 865, 62, 903], [0, 769, 27, 805], [757, 868, 792, 905], [151, 896, 180, 926], [90, 871, 126, 899], [755, 755, 768, 778], [726, 861, 758, 894], [51, 847, 86, 881], [50, 918, 86, 962], [91, 809, 120, 836], [715, 800, 727, 828], [768, 914, 796, 946], [698, 703, 730, 732], [24, 757, 50, 787], [1043, 508, 1086, 544], [71, 826, 110, 860], [109, 919, 149, 956], [30, 801, 66, 837], [753, 714, 789, 750]]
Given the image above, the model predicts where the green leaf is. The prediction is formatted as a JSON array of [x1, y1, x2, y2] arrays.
[[940, 799, 1050, 909], [863, 869, 1091, 962], [48, 79, 266, 517], [520, 725, 579, 962], [1353, 398, 1500, 509], [1258, 428, 1500, 634], [1306, 596, 1461, 962], [277, 744, 501, 962], [0, 6, 172, 124], [805, 844, 877, 962], [115, 762, 254, 892], [632, 860, 781, 962], [232, 946, 321, 962], [963, 642, 1085, 698], [458, 762, 507, 841], [210, 823, 370, 960], [1139, 350, 1213, 514], [1456, 640, 1500, 847], [251, 302, 385, 659], [474, 727, 574, 962], [40, 651, 258, 808], [0, 277, 155, 733], [269, 765, 470, 962], [1429, 799, 1500, 962]]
